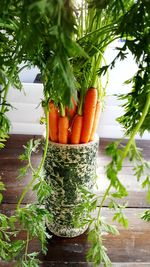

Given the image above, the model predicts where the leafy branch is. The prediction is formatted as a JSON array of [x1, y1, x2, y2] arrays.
[[17, 107, 50, 209]]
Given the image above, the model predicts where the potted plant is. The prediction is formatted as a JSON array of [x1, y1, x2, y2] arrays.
[[0, 0, 149, 266]]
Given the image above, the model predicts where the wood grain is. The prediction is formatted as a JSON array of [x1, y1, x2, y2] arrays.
[[1, 135, 149, 207], [0, 135, 150, 266], [0, 263, 150, 267], [0, 204, 150, 265]]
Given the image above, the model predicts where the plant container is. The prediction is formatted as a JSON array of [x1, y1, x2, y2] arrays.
[[44, 137, 99, 237]]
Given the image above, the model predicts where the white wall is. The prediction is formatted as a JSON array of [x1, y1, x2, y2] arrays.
[[6, 41, 150, 139], [7, 83, 45, 135]]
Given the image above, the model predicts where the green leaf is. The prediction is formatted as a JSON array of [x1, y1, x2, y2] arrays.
[[146, 188, 150, 204], [142, 176, 150, 188], [17, 165, 29, 179], [33, 180, 51, 204], [0, 193, 3, 203], [17, 204, 52, 254], [134, 165, 144, 181], [101, 221, 119, 235], [113, 211, 129, 228], [18, 252, 41, 267], [111, 192, 125, 199], [0, 179, 6, 202], [141, 210, 150, 222], [87, 226, 112, 266]]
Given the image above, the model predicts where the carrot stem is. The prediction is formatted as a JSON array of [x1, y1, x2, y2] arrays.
[[60, 102, 66, 117], [78, 94, 84, 116]]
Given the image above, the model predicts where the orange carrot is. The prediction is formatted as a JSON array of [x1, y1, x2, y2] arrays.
[[58, 116, 69, 144], [49, 101, 59, 142], [70, 115, 83, 144], [68, 114, 77, 143], [90, 101, 101, 141], [80, 87, 98, 143]]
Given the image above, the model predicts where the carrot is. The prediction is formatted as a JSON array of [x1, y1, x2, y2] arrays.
[[70, 115, 83, 144], [90, 101, 101, 141], [80, 87, 98, 143], [58, 116, 69, 144], [58, 102, 69, 144], [68, 114, 77, 143], [49, 101, 59, 142]]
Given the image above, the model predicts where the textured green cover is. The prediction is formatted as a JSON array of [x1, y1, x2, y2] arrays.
[[44, 139, 99, 237]]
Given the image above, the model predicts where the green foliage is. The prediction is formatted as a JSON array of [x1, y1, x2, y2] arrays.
[[17, 252, 41, 267], [109, 200, 128, 228], [17, 165, 29, 180], [19, 139, 41, 161], [73, 0, 133, 98], [73, 187, 98, 227], [0, 19, 23, 148], [18, 138, 52, 204], [0, 213, 25, 261], [127, 142, 150, 204], [105, 142, 128, 198], [33, 173, 51, 204], [18, 139, 41, 179], [74, 186, 124, 266], [0, 178, 6, 203], [87, 228, 112, 267], [114, 0, 150, 137], [142, 176, 150, 204], [0, 117, 10, 149], [15, 0, 84, 106], [87, 217, 119, 267], [141, 210, 150, 222], [17, 204, 52, 255], [0, 239, 25, 262]]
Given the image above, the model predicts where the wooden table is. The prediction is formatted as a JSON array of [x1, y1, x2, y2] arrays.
[[0, 135, 150, 266]]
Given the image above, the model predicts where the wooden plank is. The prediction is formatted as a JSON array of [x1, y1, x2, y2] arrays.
[[1, 160, 149, 207], [46, 264, 150, 267], [0, 134, 42, 152], [0, 262, 150, 267], [1, 172, 149, 207], [2, 188, 36, 204], [96, 192, 149, 209], [0, 205, 150, 264], [97, 153, 150, 167], [2, 134, 40, 144], [0, 156, 41, 171], [40, 208, 150, 264], [3, 135, 150, 151], [40, 264, 150, 267], [99, 138, 150, 149], [0, 135, 150, 207]]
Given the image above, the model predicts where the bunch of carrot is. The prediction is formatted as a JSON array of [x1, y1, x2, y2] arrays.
[[48, 87, 100, 144]]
